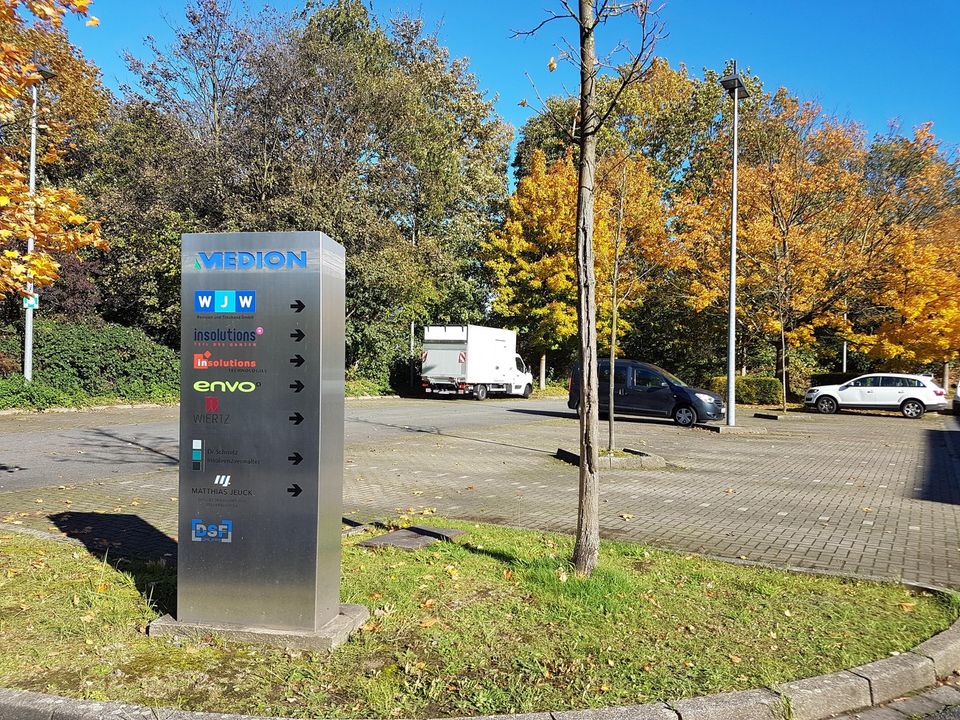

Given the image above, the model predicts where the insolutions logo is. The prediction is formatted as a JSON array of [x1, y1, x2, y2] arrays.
[[193, 326, 264, 344], [194, 290, 256, 314], [194, 250, 307, 271], [193, 351, 257, 371]]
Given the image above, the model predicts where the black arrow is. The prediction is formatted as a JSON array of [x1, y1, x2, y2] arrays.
[[290, 329, 305, 342], [289, 354, 304, 368], [290, 299, 305, 313], [289, 380, 304, 393], [288, 452, 302, 465], [289, 412, 304, 425], [287, 483, 302, 497]]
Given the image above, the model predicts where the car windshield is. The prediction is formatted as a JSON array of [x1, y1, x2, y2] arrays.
[[653, 366, 688, 387]]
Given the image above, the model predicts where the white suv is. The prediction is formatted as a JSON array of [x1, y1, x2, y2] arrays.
[[804, 373, 947, 418]]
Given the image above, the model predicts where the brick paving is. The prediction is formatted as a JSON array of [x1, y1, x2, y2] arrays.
[[1, 400, 958, 588]]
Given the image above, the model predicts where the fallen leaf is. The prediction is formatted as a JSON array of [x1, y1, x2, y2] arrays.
[[729, 654, 742, 664], [419, 617, 439, 628], [96, 582, 108, 593], [619, 513, 635, 521], [899, 602, 916, 612], [420, 599, 436, 609]]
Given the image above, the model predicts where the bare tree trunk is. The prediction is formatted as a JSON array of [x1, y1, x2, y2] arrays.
[[608, 164, 627, 456], [572, 0, 600, 577], [540, 353, 547, 390], [608, 286, 617, 456], [780, 323, 788, 412]]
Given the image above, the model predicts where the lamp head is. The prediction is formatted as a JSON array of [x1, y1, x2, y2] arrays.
[[719, 73, 748, 99]]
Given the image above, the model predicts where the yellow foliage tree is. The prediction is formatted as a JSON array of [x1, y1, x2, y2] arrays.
[[676, 96, 886, 403], [484, 149, 591, 371], [485, 149, 674, 384], [0, 0, 104, 299], [850, 126, 960, 366]]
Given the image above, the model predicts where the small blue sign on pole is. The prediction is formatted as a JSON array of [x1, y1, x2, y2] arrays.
[[22, 293, 38, 310]]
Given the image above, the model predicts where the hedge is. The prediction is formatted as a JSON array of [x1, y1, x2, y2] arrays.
[[0, 319, 179, 408], [707, 375, 783, 405]]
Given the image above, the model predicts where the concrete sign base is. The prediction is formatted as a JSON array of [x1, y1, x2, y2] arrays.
[[148, 603, 368, 651]]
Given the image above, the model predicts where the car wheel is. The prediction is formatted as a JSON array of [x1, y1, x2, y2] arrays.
[[474, 384, 488, 401], [522, 384, 532, 399], [901, 399, 925, 419], [673, 405, 697, 427], [815, 396, 838, 414]]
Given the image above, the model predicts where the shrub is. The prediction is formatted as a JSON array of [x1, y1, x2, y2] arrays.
[[708, 375, 783, 405], [0, 375, 75, 409], [0, 319, 178, 408]]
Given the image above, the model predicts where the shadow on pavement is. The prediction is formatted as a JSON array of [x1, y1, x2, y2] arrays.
[[49, 427, 178, 468], [348, 416, 554, 454], [918, 424, 960, 505], [0, 464, 25, 473], [47, 511, 177, 616], [508, 407, 675, 427]]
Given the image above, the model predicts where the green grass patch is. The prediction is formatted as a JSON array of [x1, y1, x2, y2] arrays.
[[0, 521, 955, 718]]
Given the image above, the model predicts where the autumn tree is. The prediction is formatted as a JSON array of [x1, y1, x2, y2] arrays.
[[675, 94, 878, 405], [0, 0, 104, 300], [484, 150, 582, 376], [849, 125, 960, 367]]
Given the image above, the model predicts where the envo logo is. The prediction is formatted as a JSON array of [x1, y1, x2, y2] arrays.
[[193, 380, 258, 393]]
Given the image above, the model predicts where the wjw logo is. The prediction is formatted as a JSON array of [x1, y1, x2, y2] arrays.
[[193, 380, 259, 393]]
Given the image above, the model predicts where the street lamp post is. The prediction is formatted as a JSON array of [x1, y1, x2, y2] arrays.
[[23, 67, 54, 383], [719, 62, 748, 426]]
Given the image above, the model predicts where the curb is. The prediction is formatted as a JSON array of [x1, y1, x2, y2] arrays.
[[2, 617, 960, 720]]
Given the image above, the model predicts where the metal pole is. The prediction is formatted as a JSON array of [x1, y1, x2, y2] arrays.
[[725, 65, 739, 426], [842, 312, 847, 373], [23, 83, 37, 382]]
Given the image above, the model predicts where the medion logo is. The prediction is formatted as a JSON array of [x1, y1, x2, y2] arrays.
[[193, 380, 258, 393], [195, 250, 308, 271]]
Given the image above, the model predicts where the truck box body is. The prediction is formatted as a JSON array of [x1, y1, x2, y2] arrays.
[[421, 325, 532, 398]]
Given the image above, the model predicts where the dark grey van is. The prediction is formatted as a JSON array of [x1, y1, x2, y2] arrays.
[[568, 359, 725, 427]]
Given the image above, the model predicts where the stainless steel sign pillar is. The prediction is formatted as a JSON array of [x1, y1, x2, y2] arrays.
[[151, 231, 366, 647]]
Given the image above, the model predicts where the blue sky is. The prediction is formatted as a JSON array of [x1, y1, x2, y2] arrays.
[[66, 0, 960, 154]]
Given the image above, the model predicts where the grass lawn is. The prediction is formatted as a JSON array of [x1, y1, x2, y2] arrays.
[[0, 520, 955, 718]]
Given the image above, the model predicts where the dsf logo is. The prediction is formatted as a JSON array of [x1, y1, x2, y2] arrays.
[[194, 290, 256, 314], [194, 251, 307, 271], [193, 380, 258, 393], [191, 519, 233, 543]]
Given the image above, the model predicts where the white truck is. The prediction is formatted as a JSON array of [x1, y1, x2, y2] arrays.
[[420, 325, 534, 400]]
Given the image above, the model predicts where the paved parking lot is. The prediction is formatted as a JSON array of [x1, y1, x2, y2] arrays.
[[1, 398, 958, 587]]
